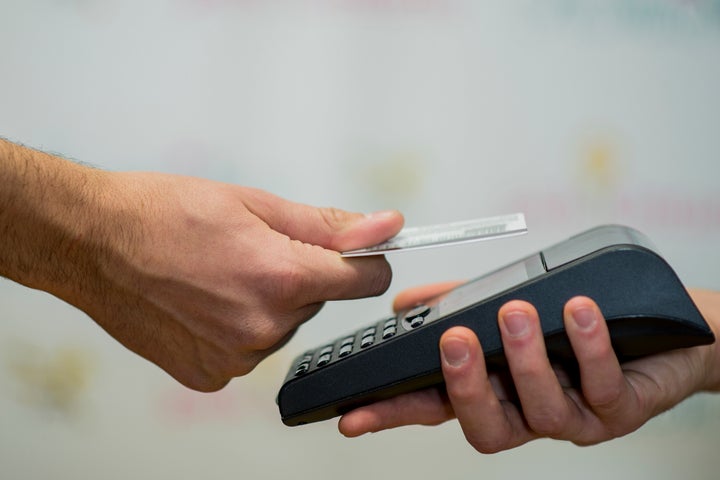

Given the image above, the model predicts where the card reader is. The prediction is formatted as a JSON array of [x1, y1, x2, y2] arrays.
[[277, 225, 714, 426]]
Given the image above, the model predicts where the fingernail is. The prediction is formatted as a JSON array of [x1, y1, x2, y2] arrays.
[[572, 306, 597, 330], [502, 310, 530, 337], [441, 336, 470, 368], [364, 210, 397, 220]]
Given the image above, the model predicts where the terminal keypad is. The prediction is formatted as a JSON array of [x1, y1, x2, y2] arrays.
[[291, 306, 432, 377]]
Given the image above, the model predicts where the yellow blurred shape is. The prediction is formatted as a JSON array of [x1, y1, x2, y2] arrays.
[[362, 150, 426, 202], [5, 343, 95, 414], [582, 139, 617, 190]]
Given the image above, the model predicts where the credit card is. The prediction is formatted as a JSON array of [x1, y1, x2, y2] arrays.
[[341, 213, 527, 257]]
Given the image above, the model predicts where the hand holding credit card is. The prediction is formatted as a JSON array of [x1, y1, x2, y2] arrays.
[[341, 213, 527, 257]]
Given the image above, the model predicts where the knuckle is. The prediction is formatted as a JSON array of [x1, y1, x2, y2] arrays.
[[466, 435, 507, 454], [239, 311, 302, 354], [464, 427, 517, 454], [587, 384, 624, 413], [274, 263, 306, 301], [241, 319, 286, 352], [588, 388, 620, 410], [525, 408, 568, 436], [206, 325, 276, 371], [229, 357, 259, 377], [216, 351, 261, 379], [319, 207, 349, 230], [179, 371, 230, 393], [259, 258, 311, 305]]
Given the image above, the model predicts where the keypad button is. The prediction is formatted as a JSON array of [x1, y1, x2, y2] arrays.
[[408, 315, 425, 329], [319, 345, 333, 356], [294, 352, 313, 375], [316, 353, 332, 367], [360, 335, 374, 348], [384, 318, 397, 329], [382, 326, 397, 339], [362, 327, 376, 337], [401, 305, 431, 330], [295, 362, 310, 376], [405, 305, 431, 319], [340, 336, 354, 347], [338, 343, 353, 357]]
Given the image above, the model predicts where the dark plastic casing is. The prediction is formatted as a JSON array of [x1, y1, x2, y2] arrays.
[[277, 225, 714, 426]]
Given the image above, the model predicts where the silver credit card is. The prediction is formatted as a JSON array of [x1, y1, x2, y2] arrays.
[[341, 213, 527, 257]]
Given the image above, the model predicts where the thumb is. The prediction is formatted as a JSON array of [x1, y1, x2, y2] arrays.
[[241, 187, 404, 252]]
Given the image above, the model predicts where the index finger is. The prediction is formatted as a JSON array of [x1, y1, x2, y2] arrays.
[[392, 281, 464, 312]]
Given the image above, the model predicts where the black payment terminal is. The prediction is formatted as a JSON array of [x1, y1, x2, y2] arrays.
[[277, 225, 714, 426]]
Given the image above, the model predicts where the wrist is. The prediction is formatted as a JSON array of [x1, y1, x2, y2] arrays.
[[0, 139, 135, 310], [688, 289, 720, 392]]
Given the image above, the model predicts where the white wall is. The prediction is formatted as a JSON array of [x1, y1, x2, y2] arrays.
[[1, 1, 720, 479]]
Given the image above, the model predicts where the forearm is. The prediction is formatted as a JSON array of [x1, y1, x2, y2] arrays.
[[0, 139, 126, 307]]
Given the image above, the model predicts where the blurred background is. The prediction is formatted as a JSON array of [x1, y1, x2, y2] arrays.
[[1, 0, 719, 478]]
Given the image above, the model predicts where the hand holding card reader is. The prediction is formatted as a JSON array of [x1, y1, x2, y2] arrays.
[[277, 225, 714, 426]]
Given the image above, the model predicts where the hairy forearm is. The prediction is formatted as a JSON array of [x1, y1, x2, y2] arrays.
[[0, 139, 125, 307]]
